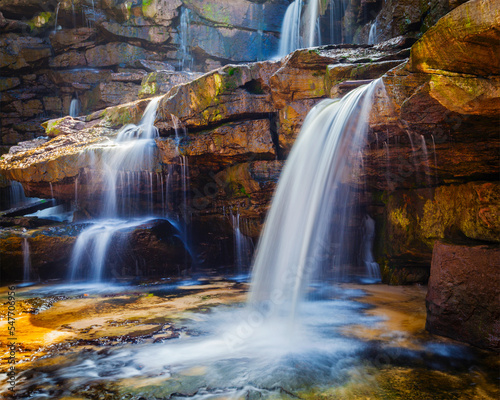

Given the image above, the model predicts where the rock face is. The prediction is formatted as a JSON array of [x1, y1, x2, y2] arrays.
[[426, 241, 500, 352]]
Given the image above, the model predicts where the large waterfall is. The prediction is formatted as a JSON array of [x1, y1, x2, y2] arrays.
[[249, 80, 381, 318], [278, 0, 303, 57]]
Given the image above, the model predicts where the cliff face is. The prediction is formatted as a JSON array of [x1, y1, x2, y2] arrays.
[[0, 0, 465, 152]]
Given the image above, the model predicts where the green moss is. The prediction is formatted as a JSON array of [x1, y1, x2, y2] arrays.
[[389, 207, 410, 231]]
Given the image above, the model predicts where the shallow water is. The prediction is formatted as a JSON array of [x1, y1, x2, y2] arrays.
[[0, 281, 498, 399]]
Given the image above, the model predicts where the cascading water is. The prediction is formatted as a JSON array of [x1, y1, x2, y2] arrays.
[[231, 210, 254, 274], [179, 7, 192, 70], [278, 0, 303, 57], [249, 79, 382, 318], [368, 20, 378, 45], [69, 97, 169, 281], [304, 0, 320, 48], [69, 98, 80, 118]]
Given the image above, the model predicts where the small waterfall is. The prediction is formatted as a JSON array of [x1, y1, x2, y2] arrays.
[[69, 97, 164, 281], [69, 98, 80, 118], [368, 20, 377, 45], [278, 0, 303, 57], [249, 79, 382, 318], [305, 0, 320, 48], [22, 237, 32, 282], [231, 211, 254, 274], [179, 7, 192, 70], [54, 2, 61, 33]]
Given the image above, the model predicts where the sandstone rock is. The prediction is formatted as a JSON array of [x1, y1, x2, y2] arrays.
[[156, 119, 275, 164], [157, 62, 280, 130], [426, 241, 500, 351], [49, 68, 113, 86], [111, 70, 148, 82], [142, 0, 181, 25], [44, 116, 86, 137], [0, 34, 51, 69], [99, 21, 170, 44], [49, 28, 96, 52], [134, 59, 176, 72], [138, 70, 201, 98], [409, 0, 500, 76], [188, 23, 279, 63], [277, 99, 318, 155], [42, 97, 63, 113], [49, 50, 87, 68], [0, 77, 20, 92], [183, 0, 287, 32], [94, 81, 141, 107], [85, 42, 162, 67]]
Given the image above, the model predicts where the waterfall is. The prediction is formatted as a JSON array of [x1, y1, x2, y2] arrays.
[[249, 79, 382, 318], [368, 20, 377, 45], [69, 97, 164, 281], [69, 98, 80, 118], [179, 7, 192, 70], [304, 0, 319, 48], [22, 237, 32, 282], [231, 211, 254, 274], [420, 135, 432, 187], [278, 0, 303, 57], [54, 2, 61, 33]]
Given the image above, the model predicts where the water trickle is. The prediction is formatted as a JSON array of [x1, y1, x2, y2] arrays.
[[368, 20, 377, 45], [69, 98, 80, 118], [420, 135, 432, 187], [22, 237, 32, 282], [179, 7, 192, 70], [49, 182, 54, 199], [278, 0, 303, 57], [249, 79, 382, 319], [54, 2, 61, 33], [231, 210, 254, 274]]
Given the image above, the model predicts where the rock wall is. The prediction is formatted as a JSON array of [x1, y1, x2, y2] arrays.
[[426, 241, 499, 352]]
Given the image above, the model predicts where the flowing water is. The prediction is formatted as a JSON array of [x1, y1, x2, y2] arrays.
[[179, 7, 192, 70], [368, 20, 378, 45], [231, 210, 254, 274], [69, 98, 80, 117], [278, 0, 304, 57], [304, 0, 320, 48], [249, 80, 382, 319], [68, 97, 182, 282]]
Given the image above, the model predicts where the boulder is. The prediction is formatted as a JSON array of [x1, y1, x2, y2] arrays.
[[426, 241, 500, 352]]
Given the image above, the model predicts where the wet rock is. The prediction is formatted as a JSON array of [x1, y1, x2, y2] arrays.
[[93, 81, 141, 108], [0, 34, 51, 70], [188, 23, 279, 63], [183, 0, 287, 32], [111, 70, 148, 82], [141, 0, 181, 25], [138, 70, 202, 98], [49, 28, 96, 52], [99, 21, 171, 44], [49, 50, 87, 68], [409, 0, 500, 76], [134, 59, 175, 72], [49, 68, 113, 86], [85, 42, 163, 68], [426, 241, 500, 351], [157, 119, 275, 164]]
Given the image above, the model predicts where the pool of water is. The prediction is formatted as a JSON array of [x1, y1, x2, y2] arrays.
[[0, 281, 498, 399]]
